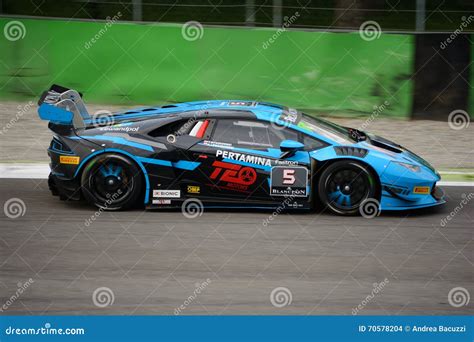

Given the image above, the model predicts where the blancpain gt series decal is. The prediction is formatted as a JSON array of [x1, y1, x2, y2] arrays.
[[270, 166, 308, 197], [216, 149, 272, 167], [153, 190, 181, 198]]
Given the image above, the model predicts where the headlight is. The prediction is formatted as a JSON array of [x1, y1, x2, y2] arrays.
[[394, 161, 420, 173]]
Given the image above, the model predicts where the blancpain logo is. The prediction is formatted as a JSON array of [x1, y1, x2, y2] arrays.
[[216, 150, 272, 167]]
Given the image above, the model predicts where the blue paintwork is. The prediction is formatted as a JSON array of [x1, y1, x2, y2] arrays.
[[71, 135, 154, 152], [280, 139, 305, 151], [137, 156, 200, 171], [38, 103, 74, 124], [329, 189, 352, 207], [100, 164, 122, 178]]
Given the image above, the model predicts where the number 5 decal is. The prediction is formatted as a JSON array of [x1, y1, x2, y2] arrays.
[[282, 169, 296, 185], [270, 166, 308, 197]]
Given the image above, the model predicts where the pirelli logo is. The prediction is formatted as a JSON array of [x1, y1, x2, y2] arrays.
[[413, 186, 430, 194], [59, 156, 80, 165]]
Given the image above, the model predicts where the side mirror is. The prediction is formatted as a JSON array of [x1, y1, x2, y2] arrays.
[[280, 140, 304, 157]]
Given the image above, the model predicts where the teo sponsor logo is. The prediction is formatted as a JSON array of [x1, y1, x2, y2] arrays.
[[153, 190, 181, 198], [216, 149, 271, 167], [59, 155, 80, 165], [210, 161, 257, 191]]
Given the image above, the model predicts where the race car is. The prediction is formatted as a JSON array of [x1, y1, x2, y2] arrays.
[[37, 84, 445, 215]]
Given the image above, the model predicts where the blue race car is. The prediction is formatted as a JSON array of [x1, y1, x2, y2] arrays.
[[38, 85, 445, 215]]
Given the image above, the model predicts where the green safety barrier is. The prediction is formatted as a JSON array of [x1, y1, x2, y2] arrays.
[[0, 18, 414, 117]]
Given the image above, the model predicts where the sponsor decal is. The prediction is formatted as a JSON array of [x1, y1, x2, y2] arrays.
[[153, 199, 171, 205], [413, 186, 430, 194], [275, 159, 299, 166], [216, 149, 271, 167], [270, 166, 308, 197], [228, 101, 255, 107], [99, 123, 139, 132], [153, 190, 181, 198], [59, 155, 80, 165], [280, 108, 300, 124], [210, 160, 257, 191], [187, 185, 200, 194], [202, 140, 233, 148]]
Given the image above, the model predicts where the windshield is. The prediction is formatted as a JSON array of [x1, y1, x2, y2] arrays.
[[297, 114, 356, 144]]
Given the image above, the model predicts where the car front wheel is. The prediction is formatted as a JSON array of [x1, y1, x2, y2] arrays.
[[318, 160, 378, 215]]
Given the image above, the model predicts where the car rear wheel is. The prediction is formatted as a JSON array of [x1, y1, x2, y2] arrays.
[[81, 153, 143, 210], [318, 160, 378, 215]]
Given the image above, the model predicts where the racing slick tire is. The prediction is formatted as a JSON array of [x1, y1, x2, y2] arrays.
[[81, 153, 144, 210], [318, 160, 378, 216]]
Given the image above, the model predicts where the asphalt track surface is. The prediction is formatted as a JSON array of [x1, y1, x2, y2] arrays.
[[0, 180, 472, 315]]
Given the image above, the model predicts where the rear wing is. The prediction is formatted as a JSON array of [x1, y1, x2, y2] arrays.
[[37, 84, 91, 130]]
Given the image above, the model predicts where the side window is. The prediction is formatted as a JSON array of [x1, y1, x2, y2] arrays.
[[302, 134, 326, 151], [149, 119, 211, 139], [212, 119, 298, 149]]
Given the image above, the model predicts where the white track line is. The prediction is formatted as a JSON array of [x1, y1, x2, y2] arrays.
[[0, 164, 473, 186], [0, 164, 50, 179], [439, 171, 474, 175]]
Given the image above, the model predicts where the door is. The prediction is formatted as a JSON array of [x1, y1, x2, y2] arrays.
[[186, 118, 312, 207]]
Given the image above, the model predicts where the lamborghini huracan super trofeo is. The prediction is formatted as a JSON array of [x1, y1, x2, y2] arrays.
[[37, 85, 445, 215]]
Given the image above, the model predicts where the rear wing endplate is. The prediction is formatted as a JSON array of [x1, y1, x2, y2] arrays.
[[37, 84, 91, 130]]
